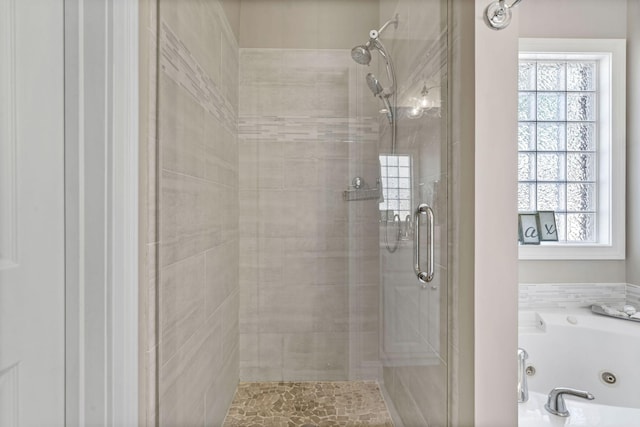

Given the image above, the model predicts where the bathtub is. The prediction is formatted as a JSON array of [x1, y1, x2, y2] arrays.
[[518, 308, 640, 427]]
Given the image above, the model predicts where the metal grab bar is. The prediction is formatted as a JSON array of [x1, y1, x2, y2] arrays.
[[414, 203, 434, 284], [518, 348, 529, 403]]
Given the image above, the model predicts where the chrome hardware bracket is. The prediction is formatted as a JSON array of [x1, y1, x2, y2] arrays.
[[484, 0, 524, 30], [414, 203, 434, 285]]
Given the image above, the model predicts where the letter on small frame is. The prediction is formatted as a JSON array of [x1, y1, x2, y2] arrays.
[[537, 211, 558, 242], [518, 213, 540, 245]]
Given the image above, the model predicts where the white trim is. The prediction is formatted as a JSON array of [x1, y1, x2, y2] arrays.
[[518, 38, 626, 260], [65, 0, 139, 425], [0, 0, 18, 269], [111, 0, 139, 425]]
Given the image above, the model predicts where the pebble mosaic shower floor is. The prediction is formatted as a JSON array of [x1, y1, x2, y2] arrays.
[[222, 381, 394, 427]]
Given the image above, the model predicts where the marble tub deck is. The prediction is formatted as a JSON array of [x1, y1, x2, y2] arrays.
[[223, 381, 394, 427]]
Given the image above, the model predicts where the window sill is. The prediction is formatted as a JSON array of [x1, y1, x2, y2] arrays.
[[519, 243, 625, 261]]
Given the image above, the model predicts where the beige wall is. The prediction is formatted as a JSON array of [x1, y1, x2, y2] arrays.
[[518, 0, 629, 284], [238, 0, 379, 49], [152, 0, 240, 425], [474, 0, 519, 425], [626, 0, 640, 286]]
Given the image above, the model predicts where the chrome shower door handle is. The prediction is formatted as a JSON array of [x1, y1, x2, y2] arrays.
[[414, 203, 434, 284]]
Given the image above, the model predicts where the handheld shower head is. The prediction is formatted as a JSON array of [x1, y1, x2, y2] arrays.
[[366, 73, 384, 96], [366, 73, 393, 123], [351, 45, 372, 65]]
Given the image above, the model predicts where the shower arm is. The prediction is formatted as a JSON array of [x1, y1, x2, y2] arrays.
[[375, 14, 399, 38]]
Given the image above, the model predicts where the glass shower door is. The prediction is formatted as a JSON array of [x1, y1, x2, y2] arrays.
[[377, 0, 450, 425]]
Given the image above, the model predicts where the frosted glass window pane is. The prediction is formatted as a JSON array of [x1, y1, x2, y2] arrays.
[[567, 183, 596, 212], [386, 200, 399, 211], [398, 167, 410, 178], [380, 156, 388, 166], [519, 123, 536, 151], [567, 62, 596, 91], [567, 213, 596, 242], [399, 200, 411, 212], [519, 93, 536, 121], [518, 153, 536, 181], [537, 62, 566, 91], [567, 93, 596, 121], [399, 189, 410, 199], [381, 167, 389, 177], [567, 153, 596, 181], [536, 123, 566, 151], [518, 183, 536, 211], [537, 153, 566, 181], [537, 183, 565, 211], [398, 178, 410, 188], [537, 93, 566, 121], [555, 213, 567, 241], [387, 189, 399, 200], [387, 156, 398, 166], [567, 123, 596, 151], [387, 177, 398, 188], [519, 62, 536, 90], [399, 156, 410, 167]]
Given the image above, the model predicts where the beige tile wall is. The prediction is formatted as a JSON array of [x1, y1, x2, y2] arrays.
[[238, 48, 382, 381], [238, 0, 379, 49], [146, 0, 241, 425]]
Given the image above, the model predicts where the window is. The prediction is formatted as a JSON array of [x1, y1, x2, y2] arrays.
[[518, 39, 626, 260], [379, 155, 412, 220]]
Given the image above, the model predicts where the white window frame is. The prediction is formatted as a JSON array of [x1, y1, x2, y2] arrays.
[[518, 38, 626, 260]]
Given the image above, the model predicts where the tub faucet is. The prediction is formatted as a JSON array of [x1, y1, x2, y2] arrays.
[[544, 387, 595, 417], [517, 348, 528, 403]]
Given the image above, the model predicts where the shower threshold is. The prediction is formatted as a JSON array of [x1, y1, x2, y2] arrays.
[[223, 380, 394, 427]]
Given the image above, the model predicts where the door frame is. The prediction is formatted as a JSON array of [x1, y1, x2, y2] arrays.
[[64, 0, 139, 425]]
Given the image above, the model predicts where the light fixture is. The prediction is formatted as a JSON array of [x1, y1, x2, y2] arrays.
[[418, 84, 434, 110], [407, 83, 438, 119]]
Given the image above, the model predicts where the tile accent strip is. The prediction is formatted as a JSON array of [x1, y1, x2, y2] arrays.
[[519, 283, 627, 310], [239, 116, 379, 144], [160, 21, 237, 133], [626, 283, 640, 308]]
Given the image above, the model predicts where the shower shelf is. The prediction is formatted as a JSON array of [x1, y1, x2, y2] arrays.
[[343, 180, 383, 202]]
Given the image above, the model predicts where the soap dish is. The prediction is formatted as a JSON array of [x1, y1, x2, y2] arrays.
[[591, 304, 640, 323]]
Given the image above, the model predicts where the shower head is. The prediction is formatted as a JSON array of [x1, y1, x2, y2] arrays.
[[366, 73, 384, 96], [366, 73, 393, 124], [351, 44, 372, 65]]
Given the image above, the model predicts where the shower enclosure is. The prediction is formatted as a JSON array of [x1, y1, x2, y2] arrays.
[[142, 0, 453, 425]]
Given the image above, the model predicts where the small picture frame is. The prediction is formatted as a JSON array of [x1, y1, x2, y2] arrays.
[[537, 211, 559, 242], [518, 213, 540, 245]]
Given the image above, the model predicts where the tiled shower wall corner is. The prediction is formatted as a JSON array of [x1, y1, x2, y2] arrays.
[[378, 0, 450, 425], [140, 0, 241, 425], [238, 49, 382, 382], [139, 0, 158, 424]]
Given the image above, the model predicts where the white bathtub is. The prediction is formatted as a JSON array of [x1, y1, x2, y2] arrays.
[[518, 308, 640, 426]]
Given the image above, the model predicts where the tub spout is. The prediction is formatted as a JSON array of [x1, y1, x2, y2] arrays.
[[545, 387, 595, 417], [517, 348, 528, 403]]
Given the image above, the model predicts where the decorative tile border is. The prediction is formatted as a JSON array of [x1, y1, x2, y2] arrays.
[[519, 283, 627, 310], [160, 21, 237, 133], [626, 283, 640, 308], [238, 116, 378, 144]]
